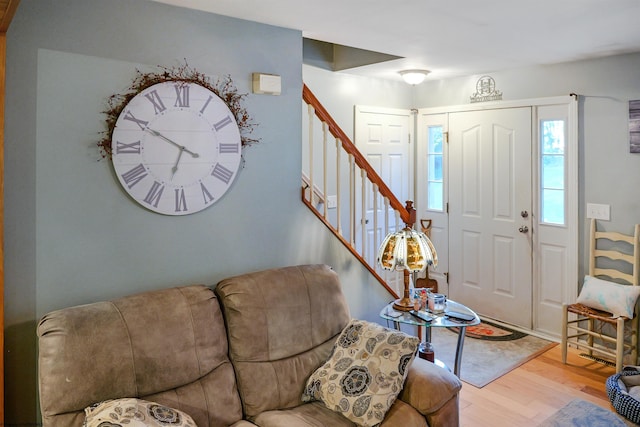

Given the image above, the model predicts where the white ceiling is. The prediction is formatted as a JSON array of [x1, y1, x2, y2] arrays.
[[150, 0, 640, 81]]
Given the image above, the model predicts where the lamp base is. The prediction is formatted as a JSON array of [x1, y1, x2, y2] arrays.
[[393, 297, 414, 312]]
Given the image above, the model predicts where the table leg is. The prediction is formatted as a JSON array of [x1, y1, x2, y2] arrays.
[[453, 326, 467, 377]]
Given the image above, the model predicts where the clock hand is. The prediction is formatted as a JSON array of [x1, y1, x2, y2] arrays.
[[171, 147, 185, 179], [145, 127, 200, 158]]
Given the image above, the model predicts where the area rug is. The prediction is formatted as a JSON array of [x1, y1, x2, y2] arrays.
[[448, 319, 527, 341], [538, 398, 635, 426], [429, 324, 556, 388]]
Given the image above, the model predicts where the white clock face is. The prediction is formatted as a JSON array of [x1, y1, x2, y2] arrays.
[[111, 81, 242, 215]]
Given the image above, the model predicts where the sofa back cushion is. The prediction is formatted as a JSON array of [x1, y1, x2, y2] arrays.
[[215, 264, 351, 418], [37, 285, 243, 427]]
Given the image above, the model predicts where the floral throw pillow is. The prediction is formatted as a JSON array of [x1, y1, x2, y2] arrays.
[[83, 398, 196, 427], [302, 319, 420, 427]]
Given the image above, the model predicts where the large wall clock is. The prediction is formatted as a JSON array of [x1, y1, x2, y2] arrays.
[[111, 81, 242, 215]]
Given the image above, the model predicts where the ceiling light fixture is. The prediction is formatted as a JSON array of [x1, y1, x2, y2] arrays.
[[399, 69, 430, 85]]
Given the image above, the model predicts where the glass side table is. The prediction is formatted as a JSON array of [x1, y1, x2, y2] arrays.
[[379, 299, 480, 377]]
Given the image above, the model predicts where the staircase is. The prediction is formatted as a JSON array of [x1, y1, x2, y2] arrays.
[[301, 84, 409, 298]]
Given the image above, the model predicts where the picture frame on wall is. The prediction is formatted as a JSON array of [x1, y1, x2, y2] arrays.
[[631, 100, 640, 153]]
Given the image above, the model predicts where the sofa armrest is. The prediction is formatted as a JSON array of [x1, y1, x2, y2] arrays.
[[399, 358, 462, 415]]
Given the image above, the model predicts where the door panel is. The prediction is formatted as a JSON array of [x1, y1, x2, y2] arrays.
[[449, 108, 532, 328], [355, 106, 412, 296], [534, 103, 577, 337], [415, 114, 448, 294]]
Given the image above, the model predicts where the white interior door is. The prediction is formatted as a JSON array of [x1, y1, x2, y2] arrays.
[[355, 105, 412, 295], [448, 107, 533, 328]]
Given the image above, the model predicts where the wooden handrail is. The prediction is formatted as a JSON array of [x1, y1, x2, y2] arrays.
[[302, 84, 410, 225]]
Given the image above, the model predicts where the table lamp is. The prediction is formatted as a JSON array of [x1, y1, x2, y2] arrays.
[[377, 201, 438, 311]]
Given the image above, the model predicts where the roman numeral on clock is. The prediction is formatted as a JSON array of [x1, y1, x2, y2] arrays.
[[145, 90, 167, 114], [199, 95, 213, 115], [174, 188, 188, 212], [200, 182, 215, 204], [174, 84, 190, 108], [123, 111, 149, 130], [211, 163, 234, 184], [213, 116, 233, 131], [219, 143, 239, 154], [116, 140, 141, 154], [143, 181, 165, 208], [121, 163, 148, 188]]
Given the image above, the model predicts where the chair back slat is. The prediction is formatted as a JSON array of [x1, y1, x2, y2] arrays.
[[589, 218, 640, 287]]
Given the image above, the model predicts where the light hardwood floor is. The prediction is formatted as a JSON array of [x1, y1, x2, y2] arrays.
[[458, 344, 619, 426]]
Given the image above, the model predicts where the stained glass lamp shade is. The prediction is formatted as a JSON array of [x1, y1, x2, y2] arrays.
[[377, 213, 438, 311]]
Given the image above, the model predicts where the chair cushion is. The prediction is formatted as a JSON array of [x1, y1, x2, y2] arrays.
[[302, 319, 420, 427], [577, 275, 640, 318]]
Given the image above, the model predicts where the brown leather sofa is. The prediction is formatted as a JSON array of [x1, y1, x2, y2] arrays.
[[37, 264, 461, 427]]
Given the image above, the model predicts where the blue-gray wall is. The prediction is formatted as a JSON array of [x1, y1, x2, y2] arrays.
[[4, 0, 392, 423]]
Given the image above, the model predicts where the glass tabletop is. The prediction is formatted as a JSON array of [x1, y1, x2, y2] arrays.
[[379, 299, 480, 328]]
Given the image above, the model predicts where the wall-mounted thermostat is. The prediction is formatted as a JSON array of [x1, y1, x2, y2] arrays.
[[252, 73, 281, 95]]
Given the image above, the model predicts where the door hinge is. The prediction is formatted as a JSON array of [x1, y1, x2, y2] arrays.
[[444, 131, 449, 143], [446, 202, 449, 214], [445, 272, 449, 284]]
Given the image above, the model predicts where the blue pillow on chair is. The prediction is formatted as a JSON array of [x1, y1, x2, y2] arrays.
[[576, 275, 640, 318]]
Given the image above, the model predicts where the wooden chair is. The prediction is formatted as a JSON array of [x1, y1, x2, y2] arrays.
[[562, 219, 640, 372]]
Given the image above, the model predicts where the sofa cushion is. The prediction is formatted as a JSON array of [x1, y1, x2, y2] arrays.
[[37, 285, 244, 427], [302, 319, 420, 427], [253, 401, 356, 427], [84, 398, 196, 427], [215, 264, 351, 418], [252, 399, 427, 427]]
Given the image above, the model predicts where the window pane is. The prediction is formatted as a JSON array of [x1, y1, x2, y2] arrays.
[[542, 189, 564, 224], [542, 120, 565, 154], [427, 126, 444, 211], [428, 182, 443, 211], [429, 127, 443, 153], [428, 155, 442, 181], [542, 155, 564, 189], [540, 119, 566, 225]]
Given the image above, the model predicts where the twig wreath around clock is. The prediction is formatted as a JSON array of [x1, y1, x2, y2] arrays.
[[99, 63, 259, 216]]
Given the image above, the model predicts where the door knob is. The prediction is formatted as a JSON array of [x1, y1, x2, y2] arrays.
[[521, 211, 529, 218], [519, 226, 529, 233]]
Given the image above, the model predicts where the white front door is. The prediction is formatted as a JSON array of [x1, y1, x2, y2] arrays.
[[355, 105, 412, 295], [448, 107, 533, 328]]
